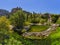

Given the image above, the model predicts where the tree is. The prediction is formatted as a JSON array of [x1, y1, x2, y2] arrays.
[[0, 16, 10, 34], [10, 10, 25, 33], [51, 14, 59, 23], [31, 12, 40, 23], [0, 16, 10, 43], [44, 13, 50, 21], [40, 19, 46, 24]]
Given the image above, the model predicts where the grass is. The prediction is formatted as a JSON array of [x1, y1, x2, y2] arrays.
[[48, 27, 60, 45], [29, 25, 49, 32], [50, 27, 60, 39]]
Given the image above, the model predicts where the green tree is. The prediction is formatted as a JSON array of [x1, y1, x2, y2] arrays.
[[31, 12, 40, 23], [0, 16, 10, 34], [10, 10, 25, 32], [51, 14, 59, 23], [0, 16, 10, 43], [41, 13, 50, 22], [40, 19, 46, 24]]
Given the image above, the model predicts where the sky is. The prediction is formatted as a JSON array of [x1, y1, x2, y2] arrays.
[[0, 0, 60, 14]]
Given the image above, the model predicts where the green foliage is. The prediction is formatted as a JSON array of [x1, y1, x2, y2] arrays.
[[40, 19, 46, 24], [10, 10, 25, 29], [0, 16, 10, 34], [0, 16, 11, 44], [31, 19, 40, 23], [56, 17, 60, 24], [51, 15, 59, 23], [50, 27, 60, 39], [0, 7, 60, 45], [41, 13, 49, 20], [31, 12, 40, 23], [0, 32, 23, 45], [49, 27, 60, 45]]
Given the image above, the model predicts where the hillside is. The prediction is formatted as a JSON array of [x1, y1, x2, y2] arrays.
[[0, 9, 9, 16]]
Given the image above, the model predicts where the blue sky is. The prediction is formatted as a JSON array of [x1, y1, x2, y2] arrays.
[[0, 0, 19, 11], [0, 0, 60, 14]]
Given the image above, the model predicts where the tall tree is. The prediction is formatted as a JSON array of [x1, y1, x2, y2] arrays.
[[10, 10, 25, 32]]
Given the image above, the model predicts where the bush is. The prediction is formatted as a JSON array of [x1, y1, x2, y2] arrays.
[[40, 19, 46, 24]]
